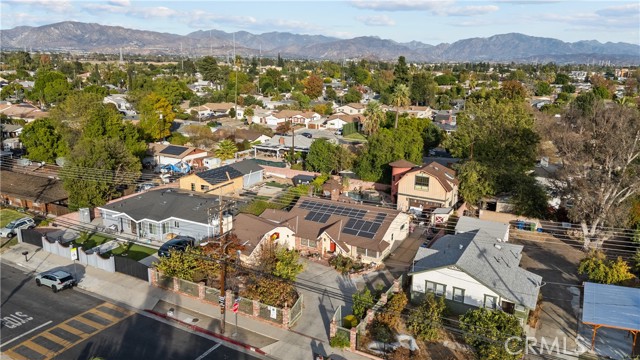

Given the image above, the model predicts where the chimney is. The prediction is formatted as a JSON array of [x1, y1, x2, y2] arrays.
[[279, 137, 285, 145]]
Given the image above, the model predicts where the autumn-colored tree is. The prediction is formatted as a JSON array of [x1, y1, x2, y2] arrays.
[[578, 250, 634, 284], [501, 80, 527, 100], [303, 74, 323, 99], [138, 93, 174, 141]]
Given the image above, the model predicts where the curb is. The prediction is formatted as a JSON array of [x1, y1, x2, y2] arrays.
[[144, 309, 266, 355]]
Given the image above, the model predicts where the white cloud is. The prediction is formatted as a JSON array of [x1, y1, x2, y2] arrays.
[[4, 0, 72, 13], [350, 0, 455, 12], [437, 5, 499, 16], [107, 0, 130, 7], [596, 3, 640, 17], [356, 15, 396, 26]]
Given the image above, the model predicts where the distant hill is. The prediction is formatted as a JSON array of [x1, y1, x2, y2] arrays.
[[1, 21, 638, 65]]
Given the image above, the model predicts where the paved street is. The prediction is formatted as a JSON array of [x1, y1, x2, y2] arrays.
[[0, 262, 265, 360]]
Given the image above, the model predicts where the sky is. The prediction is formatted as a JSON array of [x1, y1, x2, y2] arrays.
[[1, 0, 639, 45]]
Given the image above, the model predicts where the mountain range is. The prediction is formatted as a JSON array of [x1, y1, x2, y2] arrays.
[[1, 21, 639, 65]]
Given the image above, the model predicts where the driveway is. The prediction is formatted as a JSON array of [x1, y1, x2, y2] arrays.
[[293, 259, 358, 341], [512, 234, 584, 356]]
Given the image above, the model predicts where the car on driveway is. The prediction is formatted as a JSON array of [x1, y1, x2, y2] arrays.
[[35, 270, 76, 293], [158, 236, 196, 257], [0, 217, 35, 238], [300, 132, 313, 139]]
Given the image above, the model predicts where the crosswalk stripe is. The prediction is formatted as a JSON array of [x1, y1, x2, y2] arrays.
[[18, 340, 50, 356], [4, 302, 132, 360]]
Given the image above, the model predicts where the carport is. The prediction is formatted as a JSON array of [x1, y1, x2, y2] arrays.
[[582, 282, 640, 356]]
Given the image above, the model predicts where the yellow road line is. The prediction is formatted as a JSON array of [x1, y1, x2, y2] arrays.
[[3, 302, 132, 360]]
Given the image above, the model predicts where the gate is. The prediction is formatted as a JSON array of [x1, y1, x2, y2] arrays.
[[18, 229, 44, 247], [114, 256, 149, 282], [289, 293, 303, 327]]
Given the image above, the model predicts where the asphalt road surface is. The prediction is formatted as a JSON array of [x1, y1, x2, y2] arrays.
[[1, 262, 264, 360]]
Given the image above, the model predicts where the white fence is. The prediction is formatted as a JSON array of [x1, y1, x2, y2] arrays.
[[41, 237, 115, 273]]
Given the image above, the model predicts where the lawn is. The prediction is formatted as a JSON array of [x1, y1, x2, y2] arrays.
[[108, 242, 157, 261], [265, 181, 289, 189], [74, 232, 156, 261], [344, 132, 367, 141], [0, 209, 30, 228]]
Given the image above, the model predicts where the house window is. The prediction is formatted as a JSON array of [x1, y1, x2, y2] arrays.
[[148, 223, 157, 235], [191, 183, 196, 191], [484, 295, 497, 309], [514, 304, 526, 312], [453, 287, 465, 303], [414, 174, 430, 191], [301, 238, 317, 248], [426, 281, 446, 297], [162, 223, 169, 234], [200, 185, 209, 191], [174, 221, 180, 228]]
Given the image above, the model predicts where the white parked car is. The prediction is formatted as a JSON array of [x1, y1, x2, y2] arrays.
[[0, 217, 35, 238], [35, 270, 76, 293]]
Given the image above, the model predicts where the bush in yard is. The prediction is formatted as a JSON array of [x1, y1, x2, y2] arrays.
[[578, 250, 635, 284], [459, 308, 524, 360], [329, 331, 350, 349], [376, 292, 408, 330], [407, 292, 446, 341], [329, 254, 363, 274], [369, 318, 395, 347], [343, 315, 358, 329], [352, 288, 375, 319]]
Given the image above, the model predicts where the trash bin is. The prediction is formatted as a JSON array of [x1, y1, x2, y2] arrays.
[[529, 223, 536, 232], [517, 221, 524, 230]]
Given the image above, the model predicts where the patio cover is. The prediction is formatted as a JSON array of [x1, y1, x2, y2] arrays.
[[582, 282, 640, 353]]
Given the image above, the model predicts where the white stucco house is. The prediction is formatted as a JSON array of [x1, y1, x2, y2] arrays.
[[408, 229, 542, 326]]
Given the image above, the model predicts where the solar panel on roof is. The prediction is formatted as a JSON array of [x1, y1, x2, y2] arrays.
[[360, 222, 373, 232], [360, 231, 376, 239], [318, 213, 330, 223], [344, 218, 357, 228], [160, 145, 186, 156], [354, 220, 365, 230], [342, 228, 359, 236], [305, 211, 317, 221], [369, 223, 381, 233]]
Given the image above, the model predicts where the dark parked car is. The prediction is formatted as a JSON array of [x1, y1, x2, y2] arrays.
[[157, 236, 196, 257], [300, 132, 313, 138], [35, 270, 76, 293]]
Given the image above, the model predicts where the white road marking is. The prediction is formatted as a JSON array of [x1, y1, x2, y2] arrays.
[[195, 343, 221, 360], [0, 320, 53, 348]]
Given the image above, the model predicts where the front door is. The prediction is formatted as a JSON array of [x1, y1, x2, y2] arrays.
[[130, 220, 137, 235], [329, 241, 336, 252], [501, 300, 515, 314]]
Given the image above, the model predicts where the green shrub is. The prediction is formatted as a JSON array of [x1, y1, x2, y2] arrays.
[[342, 315, 358, 329], [329, 331, 350, 349]]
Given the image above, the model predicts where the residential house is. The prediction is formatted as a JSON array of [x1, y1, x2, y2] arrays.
[[233, 213, 296, 264], [326, 113, 363, 130], [455, 216, 510, 242], [259, 196, 411, 264], [252, 134, 314, 158], [234, 129, 271, 144], [386, 106, 433, 119], [432, 110, 458, 134], [179, 159, 264, 195], [390, 160, 459, 212], [145, 143, 209, 168], [408, 230, 542, 326], [336, 103, 365, 115], [188, 102, 238, 120], [103, 95, 136, 116], [245, 108, 273, 125], [99, 189, 232, 242], [0, 171, 69, 215], [273, 110, 321, 127], [1, 124, 23, 151], [0, 102, 48, 123]]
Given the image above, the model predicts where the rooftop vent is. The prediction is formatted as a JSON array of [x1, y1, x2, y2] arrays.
[[494, 244, 502, 250], [459, 244, 463, 250]]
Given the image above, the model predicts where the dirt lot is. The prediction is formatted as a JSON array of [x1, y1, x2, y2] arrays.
[[511, 231, 586, 354]]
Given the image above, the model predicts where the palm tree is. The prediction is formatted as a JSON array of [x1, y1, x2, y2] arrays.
[[363, 101, 384, 135], [391, 84, 410, 129], [214, 139, 238, 161]]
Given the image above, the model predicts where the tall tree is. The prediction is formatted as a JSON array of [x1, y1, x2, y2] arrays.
[[362, 101, 384, 136], [30, 69, 70, 106], [545, 101, 640, 249], [138, 93, 174, 141], [197, 56, 222, 83], [392, 56, 410, 89], [305, 138, 338, 173], [390, 84, 410, 129], [61, 137, 141, 210], [19, 118, 69, 163], [303, 74, 323, 99]]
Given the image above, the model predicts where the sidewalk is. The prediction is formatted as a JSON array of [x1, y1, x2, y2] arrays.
[[1, 242, 373, 360]]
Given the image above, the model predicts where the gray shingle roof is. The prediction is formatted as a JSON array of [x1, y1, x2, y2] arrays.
[[455, 216, 509, 241], [410, 231, 542, 309], [228, 159, 263, 175], [99, 189, 218, 224]]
